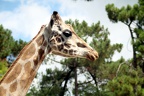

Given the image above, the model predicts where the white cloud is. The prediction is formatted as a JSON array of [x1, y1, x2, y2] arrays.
[[0, 0, 51, 41]]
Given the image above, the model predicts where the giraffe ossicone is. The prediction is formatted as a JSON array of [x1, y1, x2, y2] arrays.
[[0, 11, 98, 96]]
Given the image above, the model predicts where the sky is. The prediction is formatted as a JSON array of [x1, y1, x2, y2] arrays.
[[0, 0, 138, 61]]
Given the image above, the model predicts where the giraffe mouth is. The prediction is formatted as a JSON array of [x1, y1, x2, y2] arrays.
[[86, 52, 99, 61]]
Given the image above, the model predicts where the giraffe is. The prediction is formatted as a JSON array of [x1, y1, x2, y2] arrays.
[[0, 11, 98, 96]]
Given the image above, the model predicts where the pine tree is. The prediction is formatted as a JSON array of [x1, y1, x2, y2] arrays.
[[0, 25, 27, 78], [104, 1, 144, 95], [0, 25, 14, 59], [105, 0, 144, 69]]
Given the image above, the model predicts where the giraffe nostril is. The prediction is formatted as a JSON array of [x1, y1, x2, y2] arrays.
[[86, 54, 94, 61], [86, 51, 99, 61], [96, 54, 99, 58]]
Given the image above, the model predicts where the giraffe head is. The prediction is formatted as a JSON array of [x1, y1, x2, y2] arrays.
[[47, 11, 98, 61]]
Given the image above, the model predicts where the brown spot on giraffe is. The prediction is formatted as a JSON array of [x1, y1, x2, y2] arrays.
[[20, 79, 27, 90], [69, 49, 73, 55], [24, 61, 32, 73], [4, 64, 22, 83], [21, 43, 36, 60], [58, 44, 63, 51], [47, 45, 52, 54], [0, 86, 6, 96], [63, 49, 68, 54], [20, 71, 31, 89], [36, 35, 44, 46], [21, 70, 37, 94], [33, 56, 38, 66], [56, 37, 61, 43], [20, 62, 32, 88], [43, 40, 47, 47], [38, 48, 44, 60], [10, 81, 17, 92], [64, 43, 71, 48]]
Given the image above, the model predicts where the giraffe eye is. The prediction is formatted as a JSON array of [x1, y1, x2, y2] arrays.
[[63, 30, 72, 37]]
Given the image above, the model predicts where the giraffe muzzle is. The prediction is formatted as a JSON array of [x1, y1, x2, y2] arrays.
[[86, 51, 99, 61]]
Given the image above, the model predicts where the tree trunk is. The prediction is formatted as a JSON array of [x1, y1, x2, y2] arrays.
[[60, 68, 74, 96], [74, 60, 78, 96], [128, 23, 137, 68]]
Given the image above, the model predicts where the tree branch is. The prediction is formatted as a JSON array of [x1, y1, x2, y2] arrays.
[[78, 80, 93, 86], [116, 61, 132, 77], [116, 62, 125, 77], [128, 22, 137, 68], [60, 68, 74, 96]]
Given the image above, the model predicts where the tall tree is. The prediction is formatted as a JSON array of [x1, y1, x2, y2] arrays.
[[0, 25, 27, 60], [104, 1, 144, 95], [105, 0, 144, 69], [0, 25, 14, 59], [0, 25, 27, 78], [0, 25, 14, 79]]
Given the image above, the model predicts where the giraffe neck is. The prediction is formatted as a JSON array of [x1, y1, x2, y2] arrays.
[[0, 25, 51, 96]]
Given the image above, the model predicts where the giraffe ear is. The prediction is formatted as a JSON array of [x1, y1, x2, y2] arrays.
[[50, 19, 54, 27], [50, 11, 58, 27]]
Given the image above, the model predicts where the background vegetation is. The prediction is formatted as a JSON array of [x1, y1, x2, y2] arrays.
[[0, 25, 27, 78], [0, 0, 143, 96]]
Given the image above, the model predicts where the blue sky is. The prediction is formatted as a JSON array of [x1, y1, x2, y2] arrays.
[[0, 0, 61, 12], [0, 0, 138, 60], [0, 0, 20, 11]]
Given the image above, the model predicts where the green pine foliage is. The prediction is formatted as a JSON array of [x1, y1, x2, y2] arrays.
[[0, 25, 27, 79], [12, 39, 27, 57], [106, 0, 144, 69], [0, 24, 27, 59], [107, 67, 144, 96], [0, 60, 8, 79], [105, 0, 144, 95], [27, 68, 70, 96], [0, 25, 14, 59]]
